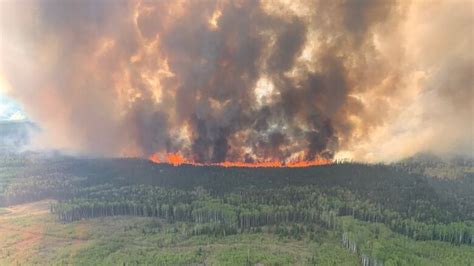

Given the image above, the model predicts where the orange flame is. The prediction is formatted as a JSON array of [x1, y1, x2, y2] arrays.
[[167, 153, 185, 166], [286, 158, 331, 167], [149, 152, 331, 168], [218, 160, 283, 168], [149, 153, 160, 163]]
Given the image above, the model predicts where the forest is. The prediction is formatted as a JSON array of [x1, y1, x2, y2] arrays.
[[0, 152, 473, 265]]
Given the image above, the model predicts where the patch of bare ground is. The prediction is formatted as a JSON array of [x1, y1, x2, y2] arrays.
[[0, 200, 90, 264], [0, 200, 51, 219]]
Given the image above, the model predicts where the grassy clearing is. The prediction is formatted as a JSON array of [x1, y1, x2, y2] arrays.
[[314, 241, 361, 265], [0, 200, 472, 265], [0, 201, 354, 265], [70, 222, 320, 265]]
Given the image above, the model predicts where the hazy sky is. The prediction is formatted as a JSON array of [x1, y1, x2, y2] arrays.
[[0, 92, 26, 121]]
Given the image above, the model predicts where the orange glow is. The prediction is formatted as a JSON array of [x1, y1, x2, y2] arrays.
[[285, 158, 332, 167], [149, 153, 160, 163], [218, 160, 282, 168], [148, 153, 331, 168], [166, 153, 186, 166], [208, 9, 222, 30]]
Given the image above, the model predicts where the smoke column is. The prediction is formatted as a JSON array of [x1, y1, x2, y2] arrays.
[[0, 0, 472, 163]]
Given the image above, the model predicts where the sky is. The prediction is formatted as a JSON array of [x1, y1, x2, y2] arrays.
[[0, 92, 26, 121]]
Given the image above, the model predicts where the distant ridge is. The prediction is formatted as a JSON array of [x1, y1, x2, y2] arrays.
[[0, 120, 38, 152]]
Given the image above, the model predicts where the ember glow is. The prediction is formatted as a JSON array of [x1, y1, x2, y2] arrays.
[[149, 153, 331, 168], [0, 0, 472, 163]]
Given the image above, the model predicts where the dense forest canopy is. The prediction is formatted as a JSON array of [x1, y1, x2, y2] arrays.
[[0, 151, 473, 264]]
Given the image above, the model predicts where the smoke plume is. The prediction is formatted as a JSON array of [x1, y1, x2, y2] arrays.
[[0, 0, 472, 162]]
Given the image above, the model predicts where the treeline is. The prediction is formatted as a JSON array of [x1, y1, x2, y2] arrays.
[[2, 175, 79, 205], [342, 232, 383, 266], [49, 185, 474, 245], [1, 156, 473, 248], [2, 173, 472, 245], [44, 158, 474, 222], [2, 156, 472, 222]]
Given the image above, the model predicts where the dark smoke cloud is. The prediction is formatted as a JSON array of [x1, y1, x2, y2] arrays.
[[0, 0, 472, 162]]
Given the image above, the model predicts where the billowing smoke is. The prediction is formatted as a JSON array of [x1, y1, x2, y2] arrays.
[[0, 0, 472, 163]]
